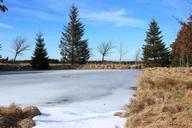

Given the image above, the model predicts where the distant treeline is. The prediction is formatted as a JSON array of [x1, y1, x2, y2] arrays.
[[0, 59, 142, 65], [0, 59, 60, 64]]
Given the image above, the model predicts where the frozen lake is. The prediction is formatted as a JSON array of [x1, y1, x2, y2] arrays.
[[0, 70, 141, 128]]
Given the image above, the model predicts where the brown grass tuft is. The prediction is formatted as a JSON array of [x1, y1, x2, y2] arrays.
[[119, 68, 192, 128], [0, 103, 23, 127], [0, 103, 40, 128]]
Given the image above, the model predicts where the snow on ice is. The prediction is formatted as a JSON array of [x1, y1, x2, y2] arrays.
[[0, 70, 141, 128]]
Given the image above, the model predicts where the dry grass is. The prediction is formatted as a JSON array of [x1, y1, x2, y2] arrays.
[[78, 63, 142, 69], [0, 103, 23, 128], [0, 103, 40, 128], [0, 63, 31, 71], [43, 63, 142, 69], [0, 63, 143, 70], [118, 68, 192, 128]]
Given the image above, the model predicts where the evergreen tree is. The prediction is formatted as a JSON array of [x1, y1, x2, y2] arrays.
[[142, 19, 170, 67], [77, 40, 90, 64], [59, 5, 90, 64], [31, 33, 49, 70]]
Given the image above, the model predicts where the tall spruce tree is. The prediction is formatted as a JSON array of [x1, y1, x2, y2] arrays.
[[142, 19, 170, 67], [59, 5, 90, 64], [31, 33, 49, 70]]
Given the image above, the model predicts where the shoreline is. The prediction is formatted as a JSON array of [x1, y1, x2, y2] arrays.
[[118, 68, 192, 128], [0, 63, 143, 71]]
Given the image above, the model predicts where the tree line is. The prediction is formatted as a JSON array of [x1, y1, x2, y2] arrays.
[[143, 16, 192, 67], [170, 16, 192, 67], [0, 5, 130, 69], [1, 1, 192, 69]]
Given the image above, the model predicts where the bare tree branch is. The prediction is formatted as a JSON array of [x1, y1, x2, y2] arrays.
[[119, 43, 128, 62], [0, 0, 8, 12], [135, 49, 141, 65], [97, 41, 114, 62], [12, 37, 30, 62]]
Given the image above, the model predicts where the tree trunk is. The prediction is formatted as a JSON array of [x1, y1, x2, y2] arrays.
[[71, 45, 74, 65], [102, 55, 104, 62], [13, 53, 17, 63], [186, 56, 189, 67], [179, 57, 182, 67], [181, 55, 184, 67]]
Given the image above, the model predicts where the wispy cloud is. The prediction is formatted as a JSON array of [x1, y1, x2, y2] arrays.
[[82, 9, 145, 27], [0, 23, 14, 29], [136, 0, 186, 9], [38, 0, 68, 11], [11, 7, 64, 22]]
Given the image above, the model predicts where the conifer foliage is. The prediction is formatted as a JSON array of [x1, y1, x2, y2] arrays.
[[59, 5, 90, 64], [31, 33, 49, 70], [142, 19, 170, 67]]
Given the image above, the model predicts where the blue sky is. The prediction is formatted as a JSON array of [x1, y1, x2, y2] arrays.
[[0, 0, 191, 61]]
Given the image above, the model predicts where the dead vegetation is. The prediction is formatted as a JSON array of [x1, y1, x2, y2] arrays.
[[117, 68, 192, 128], [0, 103, 40, 128], [0, 63, 31, 71], [0, 63, 143, 71], [80, 63, 142, 69]]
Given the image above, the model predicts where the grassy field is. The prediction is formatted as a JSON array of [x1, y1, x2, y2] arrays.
[[0, 63, 142, 71], [116, 68, 192, 128]]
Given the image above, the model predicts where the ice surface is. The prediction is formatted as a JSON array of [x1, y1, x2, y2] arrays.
[[0, 70, 141, 128]]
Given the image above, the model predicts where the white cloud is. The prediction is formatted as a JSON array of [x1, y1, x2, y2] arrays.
[[0, 23, 14, 29], [38, 0, 68, 11], [82, 9, 145, 27], [11, 7, 64, 22]]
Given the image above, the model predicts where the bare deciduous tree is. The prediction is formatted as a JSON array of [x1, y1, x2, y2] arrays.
[[135, 49, 141, 65], [171, 16, 192, 67], [12, 37, 30, 62], [119, 43, 128, 62], [98, 41, 114, 62], [0, 0, 8, 12], [89, 47, 95, 58]]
